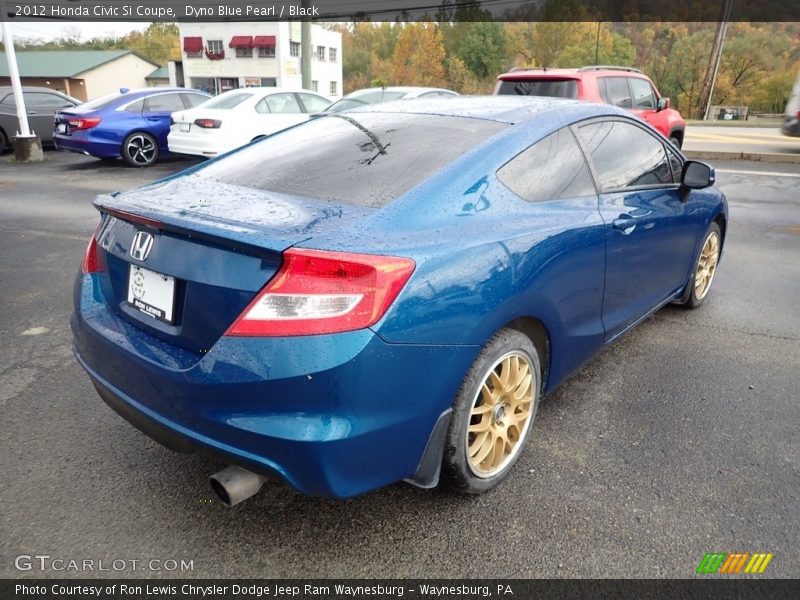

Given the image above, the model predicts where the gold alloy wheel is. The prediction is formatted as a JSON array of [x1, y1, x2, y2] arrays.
[[694, 231, 720, 300], [466, 351, 534, 478]]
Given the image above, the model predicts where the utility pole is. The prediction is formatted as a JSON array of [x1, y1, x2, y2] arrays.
[[0, 9, 44, 161], [698, 0, 733, 120], [300, 1, 312, 90]]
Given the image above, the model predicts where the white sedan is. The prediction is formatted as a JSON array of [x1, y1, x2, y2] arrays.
[[168, 87, 331, 157]]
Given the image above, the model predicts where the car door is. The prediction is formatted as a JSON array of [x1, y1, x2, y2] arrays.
[[142, 92, 187, 149], [253, 92, 307, 136], [575, 118, 700, 341]]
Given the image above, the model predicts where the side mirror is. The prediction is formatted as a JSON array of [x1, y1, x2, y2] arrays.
[[657, 97, 670, 112], [681, 160, 715, 189]]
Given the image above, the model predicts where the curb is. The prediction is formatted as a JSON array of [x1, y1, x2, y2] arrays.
[[683, 150, 800, 164]]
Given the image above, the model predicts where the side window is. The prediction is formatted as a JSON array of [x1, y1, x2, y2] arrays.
[[181, 93, 209, 108], [143, 93, 185, 113], [602, 77, 632, 109], [629, 78, 656, 110], [497, 127, 596, 203], [297, 93, 330, 113], [259, 93, 302, 114], [23, 92, 74, 108], [576, 120, 674, 189], [124, 99, 145, 113], [666, 144, 684, 182]]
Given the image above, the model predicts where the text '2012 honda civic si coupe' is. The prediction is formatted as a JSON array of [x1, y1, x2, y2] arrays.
[[72, 97, 727, 503]]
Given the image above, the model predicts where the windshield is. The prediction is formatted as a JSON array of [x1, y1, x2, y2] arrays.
[[497, 79, 579, 99], [192, 112, 507, 207]]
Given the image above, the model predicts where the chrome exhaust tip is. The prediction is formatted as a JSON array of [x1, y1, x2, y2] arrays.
[[209, 465, 268, 507]]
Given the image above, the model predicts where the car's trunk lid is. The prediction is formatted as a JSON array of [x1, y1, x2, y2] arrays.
[[93, 177, 375, 354]]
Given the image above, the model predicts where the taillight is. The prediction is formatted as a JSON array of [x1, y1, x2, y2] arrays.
[[194, 118, 222, 129], [68, 117, 101, 130], [226, 248, 415, 337], [82, 236, 101, 274]]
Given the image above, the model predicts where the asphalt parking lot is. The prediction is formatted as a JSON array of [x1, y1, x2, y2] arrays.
[[1, 150, 798, 579]]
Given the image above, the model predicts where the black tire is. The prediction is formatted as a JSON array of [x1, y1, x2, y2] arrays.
[[122, 132, 159, 167], [443, 328, 542, 494], [670, 135, 682, 148], [684, 222, 722, 308], [0, 128, 8, 152]]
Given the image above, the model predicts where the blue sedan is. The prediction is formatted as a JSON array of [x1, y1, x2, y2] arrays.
[[71, 97, 727, 502], [53, 88, 210, 167]]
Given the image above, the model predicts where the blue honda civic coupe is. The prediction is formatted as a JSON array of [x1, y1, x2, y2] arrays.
[[72, 97, 727, 503], [53, 88, 210, 167]]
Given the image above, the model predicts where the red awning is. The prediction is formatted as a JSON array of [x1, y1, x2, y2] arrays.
[[253, 36, 276, 47], [229, 36, 254, 49], [183, 37, 203, 53]]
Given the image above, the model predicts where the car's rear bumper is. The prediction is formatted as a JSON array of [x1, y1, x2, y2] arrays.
[[53, 131, 120, 158], [72, 272, 476, 497], [167, 129, 230, 157], [781, 117, 800, 137]]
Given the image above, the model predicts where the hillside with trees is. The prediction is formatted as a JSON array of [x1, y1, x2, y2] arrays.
[[5, 20, 798, 116]]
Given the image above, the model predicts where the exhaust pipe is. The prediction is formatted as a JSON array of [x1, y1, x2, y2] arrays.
[[209, 465, 268, 507]]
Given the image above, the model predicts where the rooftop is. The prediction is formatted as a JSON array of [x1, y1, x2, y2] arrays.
[[0, 50, 157, 78]]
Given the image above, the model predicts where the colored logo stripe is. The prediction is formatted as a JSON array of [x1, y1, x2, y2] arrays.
[[697, 552, 773, 574], [744, 553, 773, 574]]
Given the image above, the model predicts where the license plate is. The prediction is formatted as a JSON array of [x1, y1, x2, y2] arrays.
[[127, 265, 176, 324], [56, 123, 67, 133], [179, 123, 191, 133]]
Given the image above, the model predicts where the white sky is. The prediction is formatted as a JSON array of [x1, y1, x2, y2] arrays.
[[1, 21, 149, 43]]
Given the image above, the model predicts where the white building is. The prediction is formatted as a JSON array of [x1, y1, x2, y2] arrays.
[[178, 23, 342, 98]]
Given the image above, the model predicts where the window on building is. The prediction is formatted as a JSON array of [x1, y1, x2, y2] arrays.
[[316, 46, 326, 61], [329, 48, 337, 63], [261, 78, 277, 87], [206, 40, 224, 54], [258, 46, 275, 58], [330, 81, 338, 96], [311, 81, 319, 92], [290, 42, 300, 57], [236, 47, 252, 58], [183, 36, 203, 58]]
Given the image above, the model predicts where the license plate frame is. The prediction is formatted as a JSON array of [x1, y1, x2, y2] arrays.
[[56, 123, 67, 134], [126, 264, 176, 325], [179, 122, 191, 133]]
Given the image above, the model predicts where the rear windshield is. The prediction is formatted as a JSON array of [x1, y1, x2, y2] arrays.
[[203, 93, 253, 110], [497, 79, 579, 99], [193, 112, 507, 207], [79, 92, 127, 111]]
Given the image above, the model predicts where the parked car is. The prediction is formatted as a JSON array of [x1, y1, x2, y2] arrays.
[[168, 87, 331, 158], [495, 66, 686, 147], [53, 88, 211, 167], [322, 86, 459, 113], [72, 96, 726, 502], [781, 70, 800, 137], [0, 86, 80, 149]]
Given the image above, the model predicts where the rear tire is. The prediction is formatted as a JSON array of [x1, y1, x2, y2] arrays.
[[684, 222, 721, 308], [670, 135, 682, 148], [443, 328, 541, 494], [0, 128, 8, 152], [122, 132, 159, 167]]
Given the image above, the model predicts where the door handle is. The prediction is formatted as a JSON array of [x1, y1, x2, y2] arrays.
[[612, 215, 636, 235]]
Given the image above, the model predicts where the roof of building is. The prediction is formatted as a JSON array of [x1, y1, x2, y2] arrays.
[[146, 66, 170, 80], [0, 50, 159, 78]]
